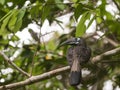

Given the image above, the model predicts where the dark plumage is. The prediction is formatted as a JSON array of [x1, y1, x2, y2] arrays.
[[61, 37, 91, 86]]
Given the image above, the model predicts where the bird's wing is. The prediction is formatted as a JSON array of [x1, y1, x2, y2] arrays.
[[66, 47, 74, 67], [74, 46, 91, 63]]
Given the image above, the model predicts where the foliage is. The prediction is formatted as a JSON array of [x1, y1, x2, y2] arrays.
[[0, 0, 120, 90]]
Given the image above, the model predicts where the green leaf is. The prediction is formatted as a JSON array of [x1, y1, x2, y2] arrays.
[[74, 3, 85, 20], [14, 9, 26, 32], [76, 24, 86, 37], [96, 17, 102, 24], [0, 11, 14, 35], [74, 3, 92, 20], [8, 9, 26, 32], [47, 39, 56, 50], [1, 15, 11, 31], [11, 35, 20, 41], [0, 0, 5, 5], [105, 11, 113, 20], [0, 39, 9, 45], [30, 5, 40, 19], [41, 5, 51, 24], [55, 0, 65, 10], [0, 9, 25, 35], [8, 10, 18, 31], [0, 10, 13, 22], [76, 12, 90, 37], [17, 9, 26, 22], [106, 20, 120, 34], [13, 19, 22, 32]]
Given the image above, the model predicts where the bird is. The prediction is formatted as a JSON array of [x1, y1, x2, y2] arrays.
[[60, 37, 91, 86]]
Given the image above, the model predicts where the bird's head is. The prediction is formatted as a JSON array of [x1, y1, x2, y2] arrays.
[[60, 37, 86, 46]]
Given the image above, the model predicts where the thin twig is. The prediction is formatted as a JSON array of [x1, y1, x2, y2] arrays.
[[0, 51, 31, 77], [40, 31, 55, 37]]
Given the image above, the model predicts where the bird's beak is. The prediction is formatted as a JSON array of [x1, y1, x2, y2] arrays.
[[59, 38, 77, 47]]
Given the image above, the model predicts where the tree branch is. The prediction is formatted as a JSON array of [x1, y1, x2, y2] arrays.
[[0, 51, 31, 77], [104, 36, 119, 47], [92, 47, 120, 63], [0, 66, 70, 90], [0, 47, 120, 89]]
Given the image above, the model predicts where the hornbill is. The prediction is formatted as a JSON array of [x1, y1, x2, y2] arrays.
[[60, 37, 91, 86]]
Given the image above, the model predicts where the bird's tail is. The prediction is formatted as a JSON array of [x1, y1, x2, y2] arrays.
[[70, 59, 81, 86]]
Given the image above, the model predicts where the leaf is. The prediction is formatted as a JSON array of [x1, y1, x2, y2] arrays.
[[76, 24, 86, 37], [11, 35, 20, 41], [13, 9, 26, 32], [8, 9, 26, 32], [47, 39, 56, 50], [74, 3, 93, 20], [8, 10, 18, 31], [17, 9, 26, 22], [30, 5, 40, 19], [76, 12, 91, 37], [74, 3, 87, 20], [41, 5, 51, 24], [0, 10, 14, 35], [105, 11, 113, 20], [1, 15, 11, 31], [0, 10, 17, 35], [0, 9, 26, 35], [55, 0, 65, 10], [13, 19, 22, 32], [106, 20, 120, 34], [0, 10, 12, 22], [0, 39, 9, 45], [0, 0, 5, 5]]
